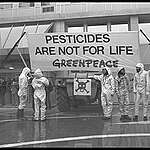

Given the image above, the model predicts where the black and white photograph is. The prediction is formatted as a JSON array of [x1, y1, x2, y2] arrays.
[[0, 2, 150, 148]]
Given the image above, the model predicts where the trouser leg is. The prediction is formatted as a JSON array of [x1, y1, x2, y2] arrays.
[[101, 92, 113, 117], [124, 91, 130, 115], [17, 94, 27, 119], [105, 92, 113, 117], [18, 94, 27, 110], [101, 93, 107, 117], [34, 97, 40, 120], [142, 93, 148, 117], [134, 92, 141, 116], [40, 99, 46, 120]]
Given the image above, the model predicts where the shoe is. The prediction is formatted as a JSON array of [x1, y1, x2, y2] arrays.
[[16, 109, 21, 119], [32, 117, 39, 121], [41, 118, 46, 121], [102, 116, 111, 120], [122, 115, 132, 122], [17, 109, 26, 120], [120, 115, 125, 121], [143, 116, 148, 121], [133, 115, 138, 121]]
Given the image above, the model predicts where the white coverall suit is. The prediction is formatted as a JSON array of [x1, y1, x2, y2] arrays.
[[18, 67, 30, 110], [133, 63, 148, 117], [93, 67, 115, 118], [115, 67, 130, 116], [32, 69, 49, 120]]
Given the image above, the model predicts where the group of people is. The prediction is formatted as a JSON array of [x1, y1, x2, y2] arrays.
[[17, 62, 150, 122], [90, 62, 149, 122], [17, 67, 49, 121], [0, 77, 19, 106]]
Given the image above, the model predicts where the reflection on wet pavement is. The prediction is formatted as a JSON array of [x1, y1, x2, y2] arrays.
[[0, 105, 150, 147]]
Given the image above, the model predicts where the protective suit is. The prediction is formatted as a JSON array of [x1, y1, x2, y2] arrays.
[[32, 68, 49, 121], [17, 67, 30, 119], [115, 66, 131, 121], [93, 67, 115, 119], [133, 63, 148, 121]]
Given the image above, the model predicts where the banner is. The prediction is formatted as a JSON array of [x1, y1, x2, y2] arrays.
[[27, 31, 140, 72]]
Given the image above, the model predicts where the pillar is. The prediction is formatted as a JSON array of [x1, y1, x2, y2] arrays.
[[53, 21, 66, 32], [83, 23, 88, 32], [128, 15, 139, 31], [107, 22, 111, 32]]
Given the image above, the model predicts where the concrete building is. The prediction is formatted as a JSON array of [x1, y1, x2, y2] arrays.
[[0, 2, 150, 106]]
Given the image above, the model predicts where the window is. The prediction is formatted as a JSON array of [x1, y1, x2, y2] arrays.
[[19, 2, 34, 8], [111, 24, 128, 32], [68, 27, 83, 33], [42, 7, 54, 13], [41, 2, 51, 6], [88, 25, 107, 32], [0, 4, 13, 9]]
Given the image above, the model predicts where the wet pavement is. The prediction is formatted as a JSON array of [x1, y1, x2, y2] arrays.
[[0, 104, 150, 147]]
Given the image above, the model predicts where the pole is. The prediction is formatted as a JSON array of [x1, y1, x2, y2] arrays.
[[35, 24, 39, 33], [1, 32, 26, 67], [2, 25, 14, 48], [44, 22, 54, 33], [16, 46, 28, 67], [140, 29, 150, 45]]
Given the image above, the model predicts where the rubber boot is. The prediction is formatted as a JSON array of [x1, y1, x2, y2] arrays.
[[143, 116, 148, 121], [20, 109, 26, 120], [133, 115, 138, 122], [17, 109, 22, 119], [120, 115, 125, 121]]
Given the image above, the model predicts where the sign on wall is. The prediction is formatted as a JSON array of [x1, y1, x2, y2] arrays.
[[27, 31, 140, 72], [74, 78, 91, 95]]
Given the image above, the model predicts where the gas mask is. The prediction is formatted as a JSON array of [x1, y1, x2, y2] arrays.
[[118, 68, 125, 77], [102, 68, 108, 76], [136, 67, 141, 73]]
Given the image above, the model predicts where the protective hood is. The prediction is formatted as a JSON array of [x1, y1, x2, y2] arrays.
[[136, 63, 144, 71], [34, 68, 43, 78], [20, 67, 30, 77], [117, 66, 125, 74], [103, 67, 111, 75]]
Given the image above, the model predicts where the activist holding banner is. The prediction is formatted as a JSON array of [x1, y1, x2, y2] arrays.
[[32, 68, 49, 121], [17, 67, 31, 120], [89, 67, 115, 120], [133, 63, 149, 121], [115, 66, 132, 122]]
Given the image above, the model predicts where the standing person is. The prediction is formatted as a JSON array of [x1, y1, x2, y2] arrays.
[[17, 67, 31, 120], [45, 78, 53, 110], [115, 66, 132, 122], [133, 63, 149, 121], [94, 79, 103, 115], [89, 67, 115, 120], [32, 68, 49, 121], [11, 78, 19, 106], [0, 78, 6, 106]]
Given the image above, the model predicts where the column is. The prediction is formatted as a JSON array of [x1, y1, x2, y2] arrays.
[[83, 23, 88, 32], [128, 15, 139, 31], [107, 22, 111, 32]]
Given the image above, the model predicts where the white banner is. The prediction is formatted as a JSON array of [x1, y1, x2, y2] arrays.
[[27, 31, 140, 72], [74, 79, 91, 95]]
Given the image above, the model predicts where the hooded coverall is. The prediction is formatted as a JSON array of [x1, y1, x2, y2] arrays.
[[93, 67, 115, 118], [18, 67, 30, 110], [32, 69, 49, 120], [115, 67, 130, 116], [133, 63, 148, 117]]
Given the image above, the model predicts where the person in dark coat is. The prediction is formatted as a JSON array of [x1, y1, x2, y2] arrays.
[[0, 78, 6, 106]]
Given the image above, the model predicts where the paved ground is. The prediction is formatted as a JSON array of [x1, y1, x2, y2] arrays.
[[0, 104, 150, 147]]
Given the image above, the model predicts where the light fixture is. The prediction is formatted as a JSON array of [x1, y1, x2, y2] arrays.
[[9, 67, 14, 70]]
